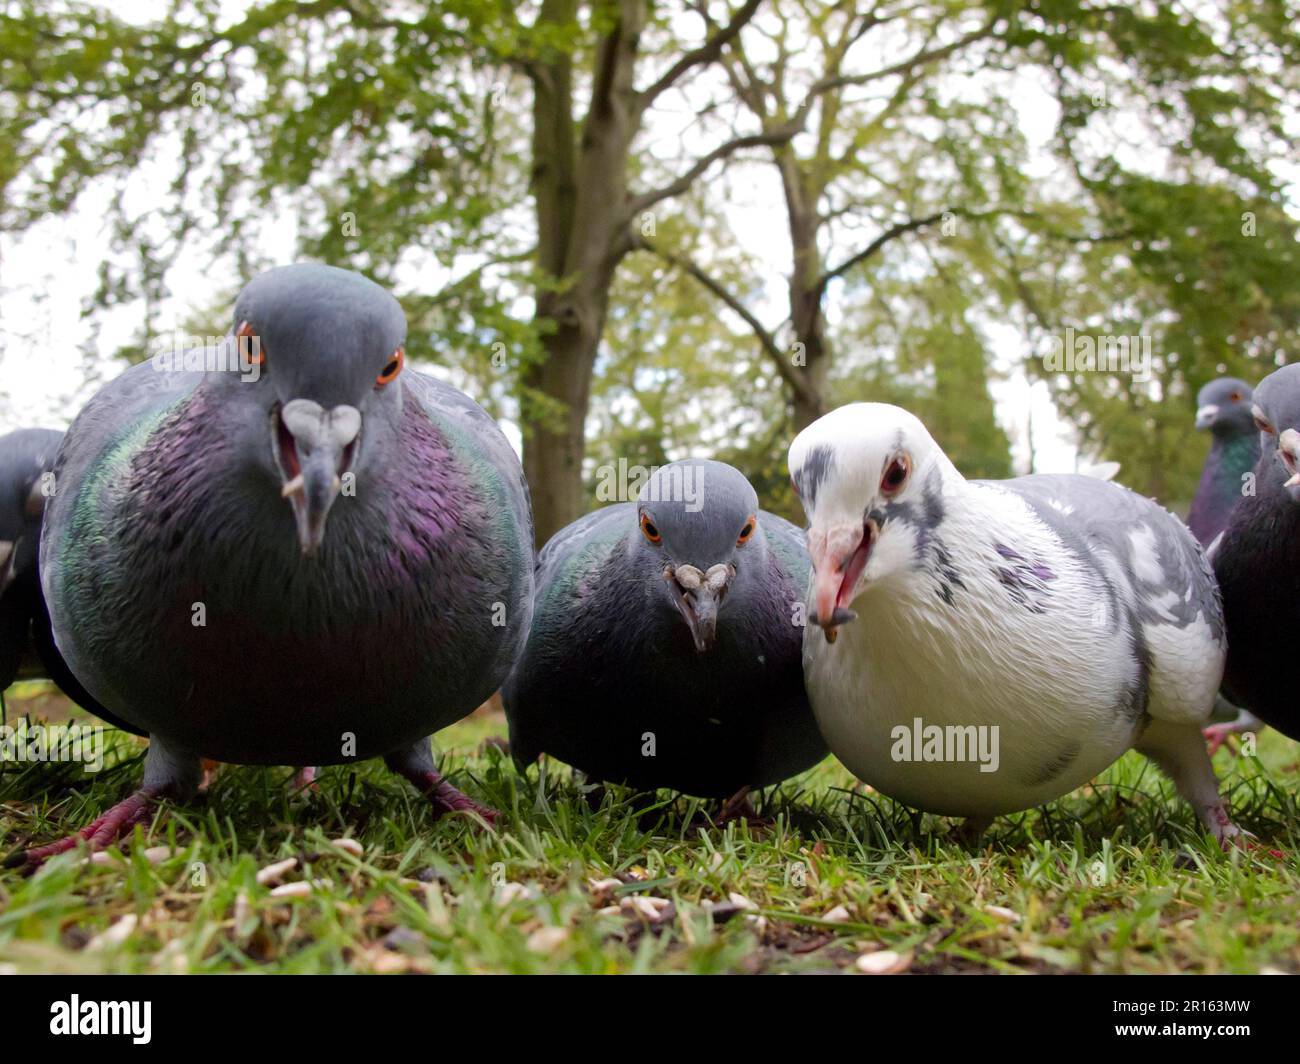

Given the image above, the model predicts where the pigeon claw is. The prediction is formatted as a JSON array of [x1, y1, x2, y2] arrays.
[[10, 790, 158, 870], [417, 771, 500, 827]]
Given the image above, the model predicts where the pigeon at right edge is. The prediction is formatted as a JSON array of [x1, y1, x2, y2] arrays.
[[1185, 378, 1264, 753]]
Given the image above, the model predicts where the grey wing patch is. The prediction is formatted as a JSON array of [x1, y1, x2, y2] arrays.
[[993, 474, 1224, 642], [992, 543, 1056, 614]]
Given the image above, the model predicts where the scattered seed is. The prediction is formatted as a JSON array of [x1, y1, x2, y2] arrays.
[[625, 896, 672, 921], [85, 914, 138, 951], [331, 838, 364, 858], [269, 882, 312, 899], [496, 882, 538, 905], [728, 892, 758, 912], [256, 857, 299, 886], [986, 905, 1021, 924], [527, 926, 571, 952], [855, 949, 911, 975], [822, 904, 852, 923]]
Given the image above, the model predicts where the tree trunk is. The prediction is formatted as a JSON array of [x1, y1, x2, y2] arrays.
[[522, 326, 592, 547], [779, 150, 830, 430], [522, 0, 642, 545]]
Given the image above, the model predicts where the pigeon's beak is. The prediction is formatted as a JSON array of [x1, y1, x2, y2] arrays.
[[273, 399, 362, 555], [808, 519, 875, 643], [665, 563, 733, 653], [1195, 404, 1218, 431], [1278, 428, 1300, 502]]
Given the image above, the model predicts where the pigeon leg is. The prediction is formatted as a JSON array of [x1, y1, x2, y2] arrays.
[[6, 738, 201, 869], [954, 815, 993, 847], [384, 740, 498, 826], [1136, 719, 1243, 847], [718, 786, 758, 822], [198, 758, 222, 793]]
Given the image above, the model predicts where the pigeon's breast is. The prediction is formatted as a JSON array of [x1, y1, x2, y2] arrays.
[[803, 553, 1142, 818]]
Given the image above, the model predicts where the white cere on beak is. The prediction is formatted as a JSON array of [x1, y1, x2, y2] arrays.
[[282, 399, 362, 450], [674, 565, 703, 590], [1280, 428, 1300, 487], [703, 564, 730, 591]]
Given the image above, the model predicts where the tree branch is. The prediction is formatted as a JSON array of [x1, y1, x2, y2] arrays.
[[802, 19, 997, 102], [637, 0, 764, 109], [634, 236, 817, 404], [626, 123, 801, 218], [815, 211, 948, 295], [814, 205, 1129, 295]]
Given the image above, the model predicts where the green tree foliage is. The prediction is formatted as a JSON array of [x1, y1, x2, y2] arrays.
[[4, 0, 1299, 519]]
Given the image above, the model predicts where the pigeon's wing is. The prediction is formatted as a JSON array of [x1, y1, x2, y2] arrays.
[[403, 371, 536, 689], [759, 509, 811, 591], [534, 503, 631, 591], [40, 360, 203, 622], [501, 503, 632, 763], [403, 371, 534, 561], [992, 473, 1225, 724]]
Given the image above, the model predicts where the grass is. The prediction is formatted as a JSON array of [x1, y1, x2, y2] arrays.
[[1, 682, 1298, 974]]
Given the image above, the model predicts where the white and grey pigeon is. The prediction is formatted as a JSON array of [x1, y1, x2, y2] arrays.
[[788, 402, 1240, 842]]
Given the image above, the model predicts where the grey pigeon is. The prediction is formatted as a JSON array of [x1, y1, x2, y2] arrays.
[[12, 264, 533, 866], [503, 459, 826, 800], [1212, 362, 1300, 743], [1187, 377, 1259, 546], [1183, 378, 1265, 752], [0, 428, 135, 731], [789, 403, 1241, 842]]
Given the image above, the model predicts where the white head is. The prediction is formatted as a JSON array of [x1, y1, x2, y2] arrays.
[[788, 403, 960, 640]]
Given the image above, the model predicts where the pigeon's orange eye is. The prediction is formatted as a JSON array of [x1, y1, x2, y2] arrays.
[[377, 347, 404, 386], [236, 321, 266, 365], [736, 516, 756, 545], [1229, 391, 1242, 402], [881, 454, 911, 496], [640, 512, 662, 544]]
